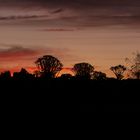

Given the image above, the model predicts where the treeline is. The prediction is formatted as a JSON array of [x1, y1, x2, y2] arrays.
[[0, 52, 140, 80]]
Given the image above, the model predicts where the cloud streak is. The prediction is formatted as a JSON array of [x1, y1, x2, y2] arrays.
[[1, 0, 140, 29], [0, 14, 48, 21], [1, 0, 140, 16], [40, 28, 76, 32]]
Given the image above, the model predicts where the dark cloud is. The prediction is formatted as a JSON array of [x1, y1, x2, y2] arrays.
[[1, 0, 140, 25], [50, 8, 63, 14], [0, 45, 40, 61], [0, 0, 140, 11], [0, 15, 48, 21], [1, 0, 140, 8], [40, 28, 76, 32], [0, 44, 77, 64]]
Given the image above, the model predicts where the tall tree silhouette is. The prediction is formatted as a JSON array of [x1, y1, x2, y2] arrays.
[[35, 55, 63, 78], [126, 52, 140, 79], [73, 62, 94, 79], [110, 65, 126, 80]]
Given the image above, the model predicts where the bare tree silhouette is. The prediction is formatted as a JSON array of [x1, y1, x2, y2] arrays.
[[35, 55, 63, 78], [126, 52, 140, 79], [92, 71, 107, 80], [73, 62, 94, 79], [110, 65, 126, 80]]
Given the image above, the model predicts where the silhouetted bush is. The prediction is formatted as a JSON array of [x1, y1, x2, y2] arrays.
[[0, 71, 11, 79], [13, 68, 34, 80], [73, 62, 94, 79], [60, 74, 73, 80], [92, 71, 107, 80]]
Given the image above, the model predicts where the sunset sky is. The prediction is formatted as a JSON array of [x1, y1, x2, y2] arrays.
[[0, 0, 140, 76]]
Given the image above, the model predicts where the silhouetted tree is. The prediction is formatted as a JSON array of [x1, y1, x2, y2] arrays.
[[92, 71, 107, 80], [0, 71, 11, 79], [110, 65, 126, 80], [73, 62, 94, 79], [35, 55, 63, 79], [126, 52, 140, 79]]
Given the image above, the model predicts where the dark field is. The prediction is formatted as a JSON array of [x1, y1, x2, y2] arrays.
[[1, 79, 140, 112]]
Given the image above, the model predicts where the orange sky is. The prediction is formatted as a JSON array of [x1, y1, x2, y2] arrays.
[[0, 0, 140, 77]]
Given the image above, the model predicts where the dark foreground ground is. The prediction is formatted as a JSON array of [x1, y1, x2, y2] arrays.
[[0, 79, 140, 112]]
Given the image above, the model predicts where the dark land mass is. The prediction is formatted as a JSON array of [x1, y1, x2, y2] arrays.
[[0, 79, 140, 112]]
